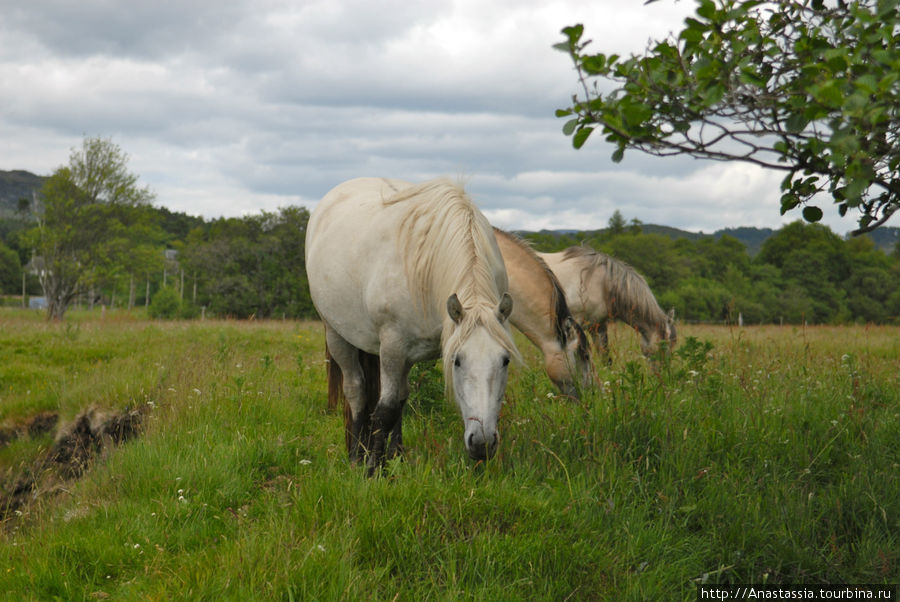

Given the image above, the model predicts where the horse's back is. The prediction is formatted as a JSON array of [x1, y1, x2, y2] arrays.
[[306, 178, 420, 354]]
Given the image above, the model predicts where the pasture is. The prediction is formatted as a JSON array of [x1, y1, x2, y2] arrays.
[[0, 310, 897, 600]]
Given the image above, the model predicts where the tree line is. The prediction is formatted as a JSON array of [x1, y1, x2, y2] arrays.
[[523, 213, 900, 325], [1, 138, 897, 324]]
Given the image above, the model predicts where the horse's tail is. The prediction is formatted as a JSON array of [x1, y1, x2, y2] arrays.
[[326, 344, 342, 411]]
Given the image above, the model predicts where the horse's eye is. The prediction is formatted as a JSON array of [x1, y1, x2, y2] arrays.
[[454, 356, 461, 368], [502, 355, 510, 367]]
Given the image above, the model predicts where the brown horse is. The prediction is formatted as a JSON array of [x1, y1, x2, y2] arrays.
[[538, 246, 676, 360], [494, 229, 592, 398]]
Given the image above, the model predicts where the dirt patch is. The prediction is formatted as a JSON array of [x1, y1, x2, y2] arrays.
[[0, 411, 59, 447], [0, 405, 149, 525]]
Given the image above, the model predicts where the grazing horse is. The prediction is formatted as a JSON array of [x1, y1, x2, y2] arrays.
[[538, 246, 676, 360], [307, 177, 520, 473], [493, 228, 592, 398]]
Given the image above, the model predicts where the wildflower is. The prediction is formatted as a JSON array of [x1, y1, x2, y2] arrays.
[[192, 388, 201, 395], [299, 459, 312, 465], [316, 544, 326, 552]]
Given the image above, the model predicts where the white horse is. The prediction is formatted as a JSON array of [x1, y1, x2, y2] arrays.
[[306, 178, 520, 473], [538, 246, 676, 360]]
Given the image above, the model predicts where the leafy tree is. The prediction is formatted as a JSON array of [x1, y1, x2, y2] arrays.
[[182, 207, 314, 319], [607, 210, 627, 235], [556, 0, 900, 233], [23, 137, 155, 320], [0, 242, 20, 294]]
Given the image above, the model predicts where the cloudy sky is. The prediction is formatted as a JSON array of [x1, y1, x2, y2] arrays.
[[0, 0, 852, 234]]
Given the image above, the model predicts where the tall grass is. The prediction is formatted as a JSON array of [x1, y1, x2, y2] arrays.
[[0, 311, 896, 600]]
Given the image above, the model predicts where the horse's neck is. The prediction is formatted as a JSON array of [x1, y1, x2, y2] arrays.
[[497, 235, 558, 344]]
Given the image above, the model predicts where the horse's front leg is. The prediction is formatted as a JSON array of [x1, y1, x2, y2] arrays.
[[366, 348, 410, 476], [591, 321, 611, 366]]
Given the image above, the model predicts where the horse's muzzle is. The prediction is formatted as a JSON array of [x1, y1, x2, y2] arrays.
[[466, 431, 498, 461]]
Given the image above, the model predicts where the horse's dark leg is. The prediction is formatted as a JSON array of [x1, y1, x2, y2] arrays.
[[387, 416, 404, 459], [367, 401, 405, 476], [592, 322, 611, 366], [366, 346, 410, 476]]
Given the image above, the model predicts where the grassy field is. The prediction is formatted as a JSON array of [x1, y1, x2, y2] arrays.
[[0, 309, 897, 600]]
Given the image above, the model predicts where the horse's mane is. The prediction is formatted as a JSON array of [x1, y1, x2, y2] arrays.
[[562, 246, 669, 333], [384, 179, 520, 389], [494, 228, 582, 351]]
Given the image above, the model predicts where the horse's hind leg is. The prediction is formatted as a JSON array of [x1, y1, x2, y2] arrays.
[[325, 325, 373, 465]]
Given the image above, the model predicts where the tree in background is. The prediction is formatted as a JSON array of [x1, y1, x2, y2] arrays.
[[556, 0, 900, 234], [23, 137, 155, 320], [181, 207, 314, 319], [0, 242, 20, 294]]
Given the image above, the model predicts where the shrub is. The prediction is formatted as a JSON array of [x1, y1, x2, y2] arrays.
[[148, 286, 181, 319]]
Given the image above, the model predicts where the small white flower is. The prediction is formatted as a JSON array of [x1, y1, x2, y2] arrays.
[[299, 459, 312, 465], [178, 495, 187, 503], [316, 544, 326, 552], [192, 388, 201, 395], [133, 544, 141, 550], [178, 489, 184, 495]]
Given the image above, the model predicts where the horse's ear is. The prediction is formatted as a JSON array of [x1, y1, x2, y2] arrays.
[[497, 292, 513, 323], [447, 294, 465, 324], [667, 307, 676, 321]]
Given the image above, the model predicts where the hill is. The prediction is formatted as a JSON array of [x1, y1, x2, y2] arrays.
[[0, 169, 45, 214], [530, 224, 899, 255]]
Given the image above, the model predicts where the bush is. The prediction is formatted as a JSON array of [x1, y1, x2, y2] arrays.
[[148, 286, 181, 319]]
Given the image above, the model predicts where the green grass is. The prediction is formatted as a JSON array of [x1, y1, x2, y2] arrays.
[[0, 310, 897, 600]]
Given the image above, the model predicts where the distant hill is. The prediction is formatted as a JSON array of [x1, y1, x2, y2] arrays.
[[527, 224, 898, 255], [0, 170, 45, 214], [862, 226, 899, 254]]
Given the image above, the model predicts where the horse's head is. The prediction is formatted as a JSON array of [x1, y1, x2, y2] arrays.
[[639, 308, 678, 358], [445, 292, 515, 461], [546, 316, 593, 398]]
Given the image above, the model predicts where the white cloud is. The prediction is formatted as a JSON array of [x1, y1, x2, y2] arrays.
[[0, 0, 860, 235]]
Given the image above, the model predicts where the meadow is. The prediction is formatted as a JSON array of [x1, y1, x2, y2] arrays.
[[0, 310, 897, 600]]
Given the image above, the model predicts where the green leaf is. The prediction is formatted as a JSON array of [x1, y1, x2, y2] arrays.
[[784, 113, 808, 134], [696, 0, 716, 20], [562, 119, 579, 136], [802, 206, 823, 222], [572, 127, 594, 149], [611, 146, 625, 163], [780, 193, 800, 214]]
